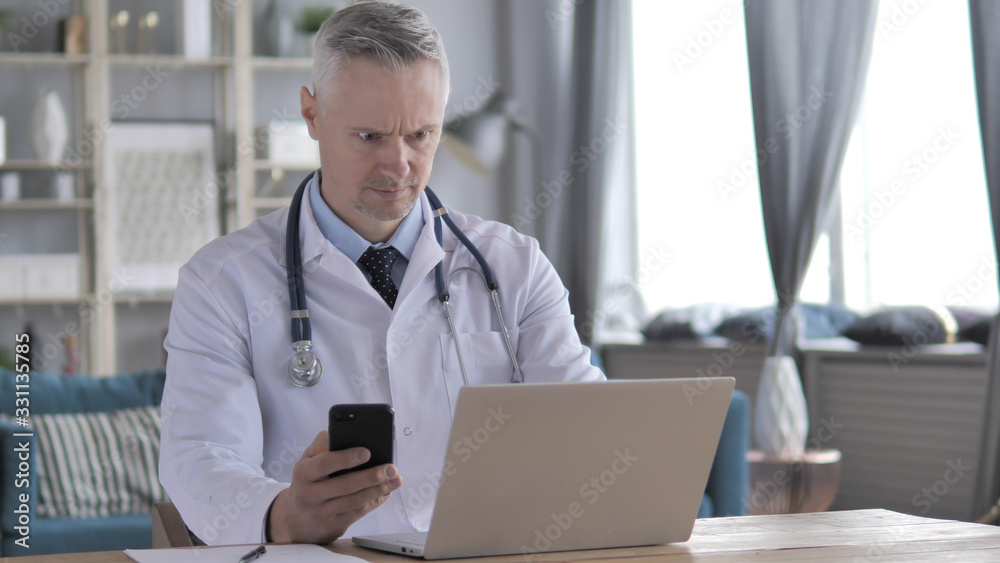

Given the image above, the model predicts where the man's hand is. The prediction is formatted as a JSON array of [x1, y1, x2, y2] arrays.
[[268, 430, 402, 544]]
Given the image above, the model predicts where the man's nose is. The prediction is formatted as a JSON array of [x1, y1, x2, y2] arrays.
[[379, 138, 413, 181]]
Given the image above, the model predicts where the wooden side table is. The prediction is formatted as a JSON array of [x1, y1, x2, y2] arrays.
[[746, 449, 842, 515]]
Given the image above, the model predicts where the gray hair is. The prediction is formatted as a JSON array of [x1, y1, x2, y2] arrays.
[[311, 0, 450, 102]]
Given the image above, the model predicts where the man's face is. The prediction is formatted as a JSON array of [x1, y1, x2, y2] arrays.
[[300, 57, 448, 243]]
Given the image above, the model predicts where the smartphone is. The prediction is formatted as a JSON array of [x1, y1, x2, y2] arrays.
[[328, 403, 394, 478]]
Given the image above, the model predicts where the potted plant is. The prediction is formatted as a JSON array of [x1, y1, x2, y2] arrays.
[[0, 9, 15, 31], [296, 5, 336, 57], [297, 5, 336, 36]]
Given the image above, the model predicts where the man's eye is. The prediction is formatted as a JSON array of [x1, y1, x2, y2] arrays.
[[413, 130, 429, 139], [359, 132, 380, 142]]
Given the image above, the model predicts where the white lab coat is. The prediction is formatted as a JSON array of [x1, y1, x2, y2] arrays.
[[159, 190, 605, 546]]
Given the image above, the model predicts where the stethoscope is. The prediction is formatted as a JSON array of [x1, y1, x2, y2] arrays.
[[285, 170, 524, 388]]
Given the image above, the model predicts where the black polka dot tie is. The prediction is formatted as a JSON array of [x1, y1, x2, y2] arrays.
[[359, 246, 400, 308]]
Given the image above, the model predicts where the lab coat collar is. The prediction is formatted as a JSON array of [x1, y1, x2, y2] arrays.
[[281, 178, 446, 305], [395, 192, 446, 307]]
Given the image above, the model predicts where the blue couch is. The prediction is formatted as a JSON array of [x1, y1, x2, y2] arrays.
[[0, 367, 166, 557]]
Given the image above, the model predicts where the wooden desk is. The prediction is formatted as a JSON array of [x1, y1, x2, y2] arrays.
[[8, 509, 1000, 562]]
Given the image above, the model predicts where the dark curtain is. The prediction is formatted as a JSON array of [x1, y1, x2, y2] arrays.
[[499, 0, 639, 345], [969, 0, 1000, 521], [744, 0, 878, 356]]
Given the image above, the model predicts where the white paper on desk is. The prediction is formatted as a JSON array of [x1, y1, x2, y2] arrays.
[[124, 544, 365, 563]]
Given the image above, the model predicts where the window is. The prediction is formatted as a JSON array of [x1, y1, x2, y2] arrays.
[[631, 0, 997, 318], [840, 0, 996, 310], [632, 0, 774, 315]]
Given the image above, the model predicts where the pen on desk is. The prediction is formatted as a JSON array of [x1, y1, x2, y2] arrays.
[[238, 545, 266, 563]]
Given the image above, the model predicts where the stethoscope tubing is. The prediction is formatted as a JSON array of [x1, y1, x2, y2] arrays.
[[284, 171, 523, 387], [287, 171, 311, 345]]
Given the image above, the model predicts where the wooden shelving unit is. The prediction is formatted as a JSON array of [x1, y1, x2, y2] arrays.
[[0, 1, 320, 374]]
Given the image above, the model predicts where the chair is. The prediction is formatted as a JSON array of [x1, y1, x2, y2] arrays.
[[152, 502, 204, 548], [699, 390, 750, 517], [594, 348, 750, 517]]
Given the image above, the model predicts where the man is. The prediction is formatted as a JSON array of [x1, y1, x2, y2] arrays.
[[159, 0, 604, 547]]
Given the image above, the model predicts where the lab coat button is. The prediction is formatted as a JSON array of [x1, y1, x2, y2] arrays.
[[403, 427, 412, 436], [415, 521, 423, 530], [389, 329, 397, 337]]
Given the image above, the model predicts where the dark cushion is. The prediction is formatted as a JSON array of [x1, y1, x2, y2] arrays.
[[840, 306, 957, 346], [642, 303, 746, 341], [960, 316, 994, 345], [713, 303, 858, 343], [947, 307, 992, 339]]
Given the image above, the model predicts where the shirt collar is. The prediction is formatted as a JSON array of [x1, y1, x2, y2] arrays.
[[308, 171, 425, 262]]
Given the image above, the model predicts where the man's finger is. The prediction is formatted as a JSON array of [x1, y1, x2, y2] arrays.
[[299, 447, 372, 483], [326, 463, 398, 496], [326, 471, 402, 515], [303, 430, 330, 458]]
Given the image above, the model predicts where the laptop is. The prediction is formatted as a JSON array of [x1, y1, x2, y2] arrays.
[[352, 377, 735, 559]]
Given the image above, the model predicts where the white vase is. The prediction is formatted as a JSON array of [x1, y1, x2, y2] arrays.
[[180, 0, 212, 59], [754, 356, 808, 459], [1, 172, 19, 201], [30, 90, 69, 164], [55, 172, 74, 201], [262, 0, 295, 57]]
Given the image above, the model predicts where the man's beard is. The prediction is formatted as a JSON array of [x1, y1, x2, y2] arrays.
[[352, 178, 421, 222]]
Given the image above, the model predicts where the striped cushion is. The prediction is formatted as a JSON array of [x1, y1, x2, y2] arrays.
[[33, 406, 166, 518]]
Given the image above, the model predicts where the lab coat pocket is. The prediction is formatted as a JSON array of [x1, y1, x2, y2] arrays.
[[439, 331, 516, 387]]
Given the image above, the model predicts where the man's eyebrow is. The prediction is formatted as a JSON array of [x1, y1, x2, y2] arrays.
[[347, 124, 440, 134]]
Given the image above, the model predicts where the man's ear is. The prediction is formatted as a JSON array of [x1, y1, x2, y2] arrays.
[[300, 86, 320, 140]]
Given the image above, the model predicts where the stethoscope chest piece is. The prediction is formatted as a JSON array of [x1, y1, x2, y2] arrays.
[[288, 342, 323, 387]]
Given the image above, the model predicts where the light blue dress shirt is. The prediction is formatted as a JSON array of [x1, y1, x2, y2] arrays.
[[307, 171, 423, 287]]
